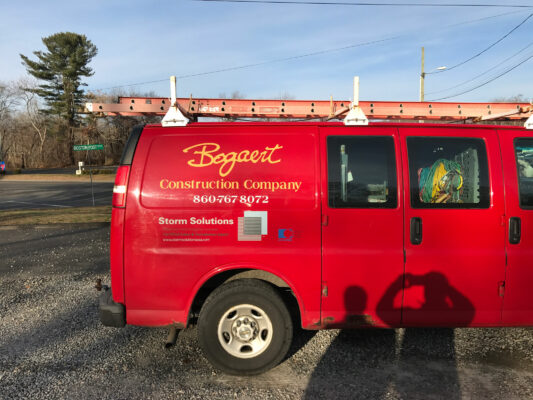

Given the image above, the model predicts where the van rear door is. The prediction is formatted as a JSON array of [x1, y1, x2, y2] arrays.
[[499, 129, 533, 325]]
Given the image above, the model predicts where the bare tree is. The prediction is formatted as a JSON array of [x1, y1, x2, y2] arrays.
[[85, 89, 160, 165], [491, 94, 530, 103], [18, 78, 49, 166], [0, 81, 19, 161], [218, 91, 245, 100]]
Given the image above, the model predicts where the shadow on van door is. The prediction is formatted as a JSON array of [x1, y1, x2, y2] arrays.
[[377, 272, 476, 327], [303, 273, 475, 399]]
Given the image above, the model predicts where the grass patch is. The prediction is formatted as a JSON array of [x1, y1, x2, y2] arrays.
[[0, 206, 112, 225]]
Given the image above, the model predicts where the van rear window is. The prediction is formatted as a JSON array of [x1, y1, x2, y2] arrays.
[[514, 138, 533, 209], [327, 136, 397, 208], [407, 137, 490, 209]]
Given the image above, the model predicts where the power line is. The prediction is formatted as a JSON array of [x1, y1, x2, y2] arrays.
[[93, 9, 530, 91], [192, 0, 533, 8], [179, 37, 394, 77], [427, 52, 533, 101], [427, 12, 533, 73], [96, 78, 169, 91], [445, 9, 527, 28], [426, 39, 533, 95], [95, 36, 397, 91]]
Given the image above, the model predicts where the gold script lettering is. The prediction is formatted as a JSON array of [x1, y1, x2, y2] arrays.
[[182, 143, 283, 177]]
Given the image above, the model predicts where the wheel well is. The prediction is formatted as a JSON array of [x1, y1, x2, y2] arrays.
[[189, 269, 301, 328]]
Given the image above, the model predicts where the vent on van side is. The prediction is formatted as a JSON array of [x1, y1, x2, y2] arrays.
[[243, 217, 262, 236], [237, 211, 268, 241]]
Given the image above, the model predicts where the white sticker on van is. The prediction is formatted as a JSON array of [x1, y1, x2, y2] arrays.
[[238, 211, 268, 241], [347, 171, 354, 183]]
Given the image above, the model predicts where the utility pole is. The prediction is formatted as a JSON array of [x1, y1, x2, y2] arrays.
[[420, 46, 425, 102]]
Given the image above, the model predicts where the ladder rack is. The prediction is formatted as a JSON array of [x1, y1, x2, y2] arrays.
[[85, 97, 532, 122], [84, 76, 532, 124]]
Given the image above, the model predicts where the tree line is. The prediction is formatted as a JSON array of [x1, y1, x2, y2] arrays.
[[0, 32, 158, 170]]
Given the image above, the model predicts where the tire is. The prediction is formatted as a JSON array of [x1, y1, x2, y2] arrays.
[[198, 279, 293, 375]]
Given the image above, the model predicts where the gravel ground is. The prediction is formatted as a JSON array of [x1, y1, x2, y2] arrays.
[[0, 225, 532, 400]]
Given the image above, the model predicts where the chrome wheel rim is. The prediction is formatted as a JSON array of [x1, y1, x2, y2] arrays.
[[217, 304, 273, 359]]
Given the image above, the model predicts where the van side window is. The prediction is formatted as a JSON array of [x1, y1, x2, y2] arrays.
[[407, 137, 490, 208], [514, 138, 533, 208], [327, 136, 397, 208]]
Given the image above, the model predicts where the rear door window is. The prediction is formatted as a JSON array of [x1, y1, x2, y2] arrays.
[[407, 137, 490, 208], [514, 138, 533, 209]]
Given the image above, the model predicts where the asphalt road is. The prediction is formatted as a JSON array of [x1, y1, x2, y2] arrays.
[[18, 166, 117, 175], [0, 181, 113, 210], [0, 225, 532, 399]]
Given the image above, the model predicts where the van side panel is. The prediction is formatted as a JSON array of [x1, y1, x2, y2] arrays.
[[123, 124, 321, 328]]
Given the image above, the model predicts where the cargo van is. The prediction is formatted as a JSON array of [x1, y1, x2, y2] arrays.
[[99, 121, 533, 375]]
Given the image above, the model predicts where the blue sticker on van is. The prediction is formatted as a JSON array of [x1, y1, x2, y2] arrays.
[[278, 229, 294, 242]]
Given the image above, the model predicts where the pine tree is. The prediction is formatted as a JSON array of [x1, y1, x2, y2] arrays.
[[20, 32, 97, 164]]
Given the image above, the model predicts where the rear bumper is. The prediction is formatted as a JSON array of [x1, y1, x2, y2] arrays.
[[99, 289, 126, 328]]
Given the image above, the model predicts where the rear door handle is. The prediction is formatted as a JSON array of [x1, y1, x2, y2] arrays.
[[410, 217, 422, 245], [509, 217, 521, 245]]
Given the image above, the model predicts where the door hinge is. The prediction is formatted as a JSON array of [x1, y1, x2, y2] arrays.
[[321, 283, 328, 297], [498, 281, 505, 298]]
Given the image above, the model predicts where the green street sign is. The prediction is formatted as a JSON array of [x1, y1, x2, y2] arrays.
[[73, 144, 104, 151]]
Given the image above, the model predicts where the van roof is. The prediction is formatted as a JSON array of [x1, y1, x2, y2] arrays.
[[144, 121, 527, 130]]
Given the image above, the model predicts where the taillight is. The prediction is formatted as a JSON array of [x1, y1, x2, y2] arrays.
[[112, 166, 130, 207]]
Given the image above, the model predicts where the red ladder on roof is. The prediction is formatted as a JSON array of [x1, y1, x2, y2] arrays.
[[84, 76, 533, 124], [85, 96, 532, 122]]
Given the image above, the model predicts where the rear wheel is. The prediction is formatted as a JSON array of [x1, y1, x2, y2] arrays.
[[198, 279, 293, 375]]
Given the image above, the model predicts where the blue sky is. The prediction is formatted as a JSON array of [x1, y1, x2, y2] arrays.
[[1, 1, 532, 102]]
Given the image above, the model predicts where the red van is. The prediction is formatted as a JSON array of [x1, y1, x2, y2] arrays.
[[99, 122, 533, 375]]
